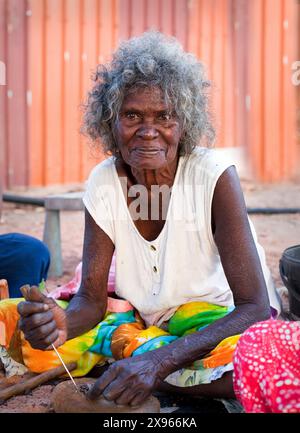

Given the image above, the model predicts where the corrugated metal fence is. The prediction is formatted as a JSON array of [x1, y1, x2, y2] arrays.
[[0, 0, 299, 188], [189, 0, 299, 181]]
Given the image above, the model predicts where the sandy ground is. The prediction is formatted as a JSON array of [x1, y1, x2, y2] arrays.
[[0, 179, 299, 412]]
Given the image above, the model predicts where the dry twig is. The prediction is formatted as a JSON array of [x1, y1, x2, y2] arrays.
[[0, 362, 77, 403]]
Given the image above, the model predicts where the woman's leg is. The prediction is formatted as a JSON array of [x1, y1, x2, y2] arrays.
[[157, 371, 235, 399], [0, 233, 50, 298]]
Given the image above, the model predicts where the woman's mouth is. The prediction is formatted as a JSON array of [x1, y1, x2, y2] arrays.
[[131, 148, 165, 156]]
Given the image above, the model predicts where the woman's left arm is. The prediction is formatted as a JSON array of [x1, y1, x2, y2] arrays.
[[88, 166, 271, 406], [153, 166, 271, 366]]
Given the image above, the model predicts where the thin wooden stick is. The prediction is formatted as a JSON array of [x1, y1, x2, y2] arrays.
[[0, 362, 77, 403]]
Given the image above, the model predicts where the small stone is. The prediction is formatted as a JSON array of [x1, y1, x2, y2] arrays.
[[52, 378, 160, 413]]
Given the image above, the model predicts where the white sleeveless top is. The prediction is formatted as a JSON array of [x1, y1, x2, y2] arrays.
[[83, 147, 280, 326]]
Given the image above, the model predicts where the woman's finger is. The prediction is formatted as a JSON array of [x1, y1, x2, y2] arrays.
[[26, 319, 57, 341], [50, 329, 67, 349], [18, 311, 53, 334], [24, 310, 54, 331], [41, 328, 59, 348], [29, 329, 59, 350], [20, 285, 48, 303], [87, 366, 119, 400], [129, 391, 149, 407], [115, 388, 141, 406], [102, 380, 126, 401], [17, 301, 49, 317]]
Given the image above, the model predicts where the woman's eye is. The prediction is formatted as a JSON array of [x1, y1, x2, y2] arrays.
[[125, 113, 139, 120], [158, 113, 172, 121]]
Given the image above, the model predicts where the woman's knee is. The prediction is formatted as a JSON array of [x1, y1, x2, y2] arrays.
[[15, 234, 50, 266], [0, 233, 50, 297]]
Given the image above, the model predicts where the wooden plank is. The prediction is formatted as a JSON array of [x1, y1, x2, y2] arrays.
[[45, 192, 84, 211], [63, 0, 81, 183], [44, 0, 63, 185], [27, 0, 45, 186], [6, 0, 28, 188]]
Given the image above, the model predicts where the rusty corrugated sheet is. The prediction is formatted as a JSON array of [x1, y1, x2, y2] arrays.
[[0, 0, 299, 188], [0, 0, 28, 189], [245, 0, 299, 181], [187, 0, 236, 150], [188, 0, 299, 181], [27, 0, 116, 187], [118, 0, 188, 43], [0, 0, 7, 191]]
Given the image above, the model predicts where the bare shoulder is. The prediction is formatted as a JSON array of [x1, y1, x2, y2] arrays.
[[212, 165, 248, 233]]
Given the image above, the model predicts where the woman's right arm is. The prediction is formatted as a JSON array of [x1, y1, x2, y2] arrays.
[[66, 208, 115, 338], [18, 208, 115, 349]]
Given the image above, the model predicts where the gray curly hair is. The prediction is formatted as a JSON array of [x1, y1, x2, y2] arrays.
[[82, 31, 215, 156]]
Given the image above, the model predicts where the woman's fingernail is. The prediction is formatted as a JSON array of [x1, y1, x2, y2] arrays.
[[44, 304, 49, 311]]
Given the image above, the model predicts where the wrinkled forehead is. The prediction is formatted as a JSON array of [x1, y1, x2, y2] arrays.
[[121, 85, 172, 110]]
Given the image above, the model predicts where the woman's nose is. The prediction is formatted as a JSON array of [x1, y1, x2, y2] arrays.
[[136, 125, 159, 140]]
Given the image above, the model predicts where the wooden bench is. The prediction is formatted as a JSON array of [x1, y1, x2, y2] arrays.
[[43, 192, 84, 278]]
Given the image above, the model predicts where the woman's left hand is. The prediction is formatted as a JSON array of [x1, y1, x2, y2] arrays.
[[87, 352, 169, 407]]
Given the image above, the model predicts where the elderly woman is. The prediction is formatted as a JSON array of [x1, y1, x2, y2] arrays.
[[0, 32, 280, 406]]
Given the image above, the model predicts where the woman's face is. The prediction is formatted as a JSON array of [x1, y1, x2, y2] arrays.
[[114, 86, 182, 170]]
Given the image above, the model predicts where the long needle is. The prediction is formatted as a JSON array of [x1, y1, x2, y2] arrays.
[[51, 344, 79, 392]]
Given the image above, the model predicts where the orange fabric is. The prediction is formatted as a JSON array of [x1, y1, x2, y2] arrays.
[[0, 299, 21, 347], [122, 326, 170, 358], [202, 335, 240, 368], [111, 322, 144, 360]]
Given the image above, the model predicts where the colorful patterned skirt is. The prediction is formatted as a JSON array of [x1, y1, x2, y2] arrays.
[[0, 298, 240, 387]]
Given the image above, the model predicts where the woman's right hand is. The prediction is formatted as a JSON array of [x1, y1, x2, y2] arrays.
[[17, 285, 67, 350]]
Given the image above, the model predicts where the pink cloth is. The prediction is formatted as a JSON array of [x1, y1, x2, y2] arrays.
[[233, 319, 300, 413], [48, 254, 133, 313]]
